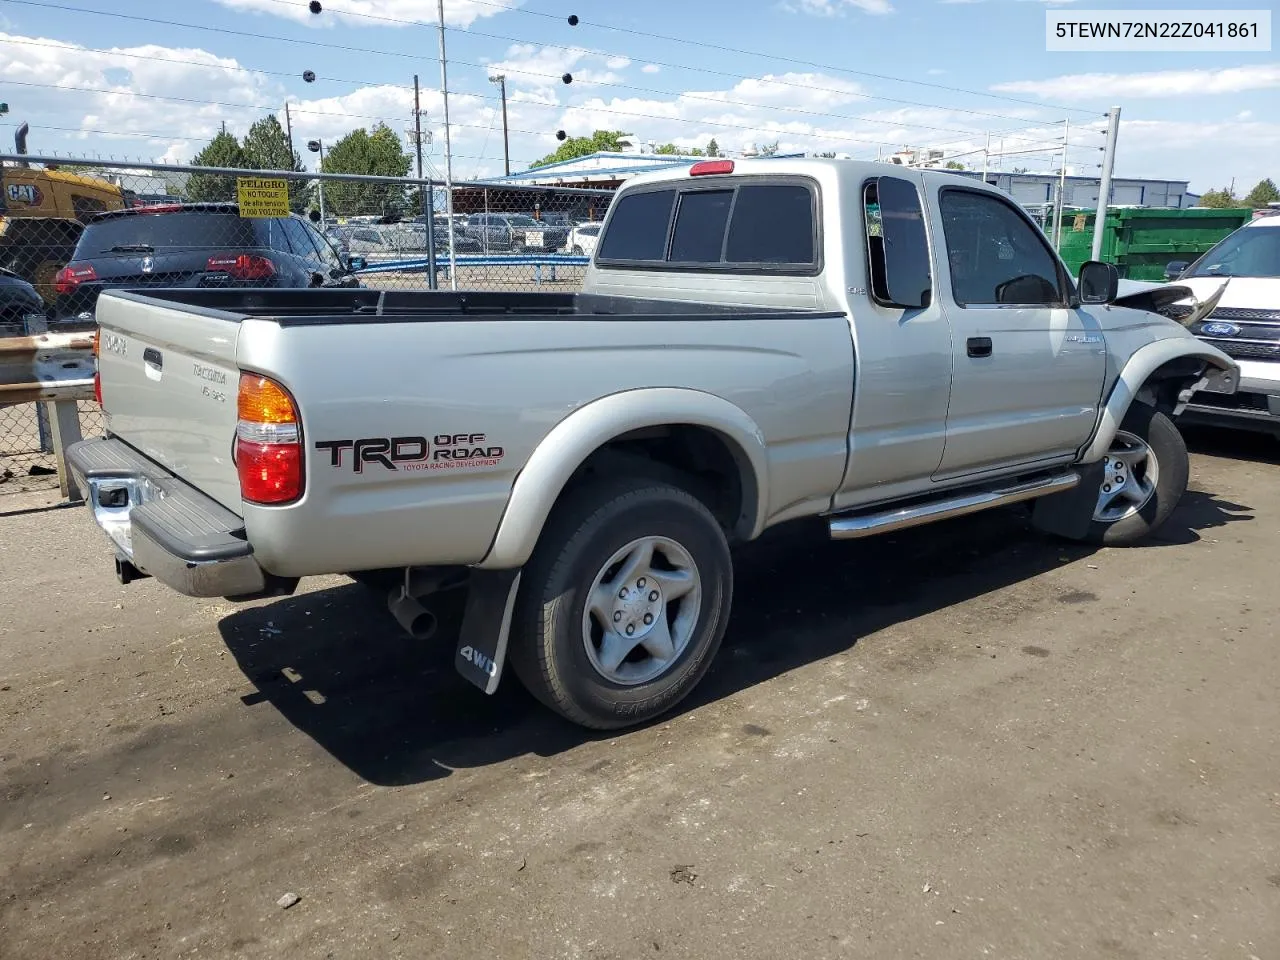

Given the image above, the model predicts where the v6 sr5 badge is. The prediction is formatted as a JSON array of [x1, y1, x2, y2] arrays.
[[315, 433, 505, 474]]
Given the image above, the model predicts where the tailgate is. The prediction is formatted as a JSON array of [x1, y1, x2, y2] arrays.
[[94, 291, 243, 513]]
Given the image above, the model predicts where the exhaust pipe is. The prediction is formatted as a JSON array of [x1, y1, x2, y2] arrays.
[[13, 122, 30, 167], [387, 589, 438, 640]]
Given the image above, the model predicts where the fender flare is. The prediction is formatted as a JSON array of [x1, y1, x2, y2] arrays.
[[1081, 338, 1237, 463], [477, 388, 771, 570]]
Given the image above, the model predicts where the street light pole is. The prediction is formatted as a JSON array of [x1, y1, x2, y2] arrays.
[[413, 74, 438, 290], [489, 74, 510, 176]]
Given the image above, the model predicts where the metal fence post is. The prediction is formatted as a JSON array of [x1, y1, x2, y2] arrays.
[[43, 399, 83, 501]]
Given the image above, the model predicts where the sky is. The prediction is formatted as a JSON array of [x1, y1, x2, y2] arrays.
[[0, 0, 1275, 195]]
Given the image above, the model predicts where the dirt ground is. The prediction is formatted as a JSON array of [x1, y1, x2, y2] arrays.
[[2, 428, 1278, 960]]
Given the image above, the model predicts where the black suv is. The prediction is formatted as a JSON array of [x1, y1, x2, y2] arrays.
[[52, 203, 364, 322]]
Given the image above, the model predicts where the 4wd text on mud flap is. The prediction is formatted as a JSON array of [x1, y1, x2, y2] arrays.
[[460, 645, 498, 677], [315, 434, 505, 473]]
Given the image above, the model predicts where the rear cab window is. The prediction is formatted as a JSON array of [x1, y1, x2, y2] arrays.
[[596, 178, 819, 273], [76, 212, 264, 257]]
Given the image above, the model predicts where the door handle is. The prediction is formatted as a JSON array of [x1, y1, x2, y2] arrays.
[[966, 337, 993, 358], [142, 346, 163, 369]]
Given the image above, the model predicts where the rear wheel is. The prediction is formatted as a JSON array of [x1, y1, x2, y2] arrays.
[[1081, 401, 1188, 546], [508, 479, 733, 729]]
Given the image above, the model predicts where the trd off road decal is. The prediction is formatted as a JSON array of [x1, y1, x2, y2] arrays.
[[315, 433, 504, 473]]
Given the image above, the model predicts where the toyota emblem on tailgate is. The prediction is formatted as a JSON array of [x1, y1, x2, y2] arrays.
[[1201, 321, 1241, 337]]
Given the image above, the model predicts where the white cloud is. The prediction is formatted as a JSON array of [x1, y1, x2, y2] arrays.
[[0, 32, 281, 149], [642, 64, 661, 75], [993, 64, 1280, 100], [1238, 109, 1254, 120], [938, 0, 987, 4], [784, 0, 893, 15], [484, 43, 629, 97], [1114, 118, 1280, 193], [209, 0, 518, 29]]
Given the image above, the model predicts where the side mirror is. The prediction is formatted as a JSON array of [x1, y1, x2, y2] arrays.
[[1078, 260, 1120, 304], [1164, 260, 1189, 282], [346, 255, 367, 271]]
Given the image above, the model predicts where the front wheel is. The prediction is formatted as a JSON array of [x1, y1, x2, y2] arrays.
[[1081, 402, 1189, 546], [507, 479, 733, 730]]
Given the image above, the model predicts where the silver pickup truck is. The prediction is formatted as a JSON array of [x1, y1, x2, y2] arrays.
[[68, 158, 1237, 729]]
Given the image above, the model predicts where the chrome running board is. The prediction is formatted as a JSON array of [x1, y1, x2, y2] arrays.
[[828, 471, 1080, 540]]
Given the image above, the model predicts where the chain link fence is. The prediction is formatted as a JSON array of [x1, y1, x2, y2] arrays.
[[1, 154, 617, 497]]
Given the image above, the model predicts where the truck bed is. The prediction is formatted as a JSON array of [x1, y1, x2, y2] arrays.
[[102, 287, 835, 324], [93, 287, 855, 577]]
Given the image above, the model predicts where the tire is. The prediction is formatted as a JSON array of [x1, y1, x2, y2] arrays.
[[572, 245, 584, 255], [1082, 401, 1189, 546], [507, 479, 733, 730]]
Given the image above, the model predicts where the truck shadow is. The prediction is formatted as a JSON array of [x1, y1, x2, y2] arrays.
[[216, 486, 1253, 787]]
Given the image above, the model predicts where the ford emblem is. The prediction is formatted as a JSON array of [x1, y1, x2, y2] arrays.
[[1201, 320, 1240, 337]]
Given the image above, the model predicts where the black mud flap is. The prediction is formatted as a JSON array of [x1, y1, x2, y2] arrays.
[[1030, 460, 1106, 540], [454, 569, 522, 694]]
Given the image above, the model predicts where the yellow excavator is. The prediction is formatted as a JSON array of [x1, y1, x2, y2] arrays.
[[1, 123, 127, 303]]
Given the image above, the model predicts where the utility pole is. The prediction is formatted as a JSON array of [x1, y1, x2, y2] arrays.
[[284, 103, 295, 160], [414, 74, 438, 290], [981, 131, 990, 182], [437, 0, 457, 291], [489, 74, 510, 175], [1053, 118, 1070, 248], [1091, 106, 1121, 261]]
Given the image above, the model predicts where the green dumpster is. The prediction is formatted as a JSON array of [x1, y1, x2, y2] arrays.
[[1057, 207, 1254, 281]]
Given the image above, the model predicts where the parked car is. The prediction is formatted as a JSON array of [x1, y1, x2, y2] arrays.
[[465, 213, 569, 253], [51, 203, 365, 322], [1166, 212, 1280, 438], [346, 223, 480, 260], [68, 158, 1236, 731], [0, 266, 47, 334], [565, 222, 603, 256]]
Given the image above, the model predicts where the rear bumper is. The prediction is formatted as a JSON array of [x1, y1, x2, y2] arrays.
[[66, 437, 278, 598]]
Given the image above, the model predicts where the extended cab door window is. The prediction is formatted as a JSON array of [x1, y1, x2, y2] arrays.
[[863, 176, 931, 309], [939, 189, 1066, 307]]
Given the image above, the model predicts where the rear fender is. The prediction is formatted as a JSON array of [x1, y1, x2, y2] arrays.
[[1081, 338, 1238, 463], [476, 388, 770, 570]]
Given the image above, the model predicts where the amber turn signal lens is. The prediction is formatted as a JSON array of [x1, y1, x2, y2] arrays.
[[238, 374, 297, 424]]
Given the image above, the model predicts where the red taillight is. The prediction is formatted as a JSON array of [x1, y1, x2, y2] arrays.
[[207, 254, 276, 280], [689, 160, 735, 176], [236, 374, 302, 505], [55, 262, 98, 295]]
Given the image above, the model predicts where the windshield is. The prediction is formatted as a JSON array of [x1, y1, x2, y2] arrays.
[[1187, 224, 1280, 279], [507, 215, 540, 227]]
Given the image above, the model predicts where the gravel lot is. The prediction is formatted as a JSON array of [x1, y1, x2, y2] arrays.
[[2, 428, 1278, 960]]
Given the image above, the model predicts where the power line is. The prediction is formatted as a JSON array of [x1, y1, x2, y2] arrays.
[[0, 121, 535, 166], [0, 0, 1079, 140], [0, 35, 1058, 152], [1, 75, 1061, 160], [252, 0, 1094, 116]]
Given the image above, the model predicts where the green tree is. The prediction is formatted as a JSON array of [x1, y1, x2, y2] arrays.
[[530, 129, 631, 169], [186, 130, 248, 202], [755, 140, 780, 157], [320, 123, 413, 218], [944, 160, 965, 170], [1197, 186, 1246, 208], [241, 115, 308, 212], [706, 138, 720, 158], [1243, 177, 1280, 208], [653, 143, 704, 156]]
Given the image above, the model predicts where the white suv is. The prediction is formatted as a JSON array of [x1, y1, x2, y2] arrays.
[[565, 222, 603, 257], [1173, 211, 1280, 438]]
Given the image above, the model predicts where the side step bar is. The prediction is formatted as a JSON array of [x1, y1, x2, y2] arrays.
[[828, 471, 1080, 540]]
